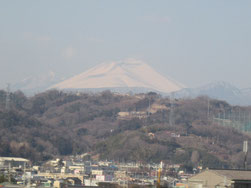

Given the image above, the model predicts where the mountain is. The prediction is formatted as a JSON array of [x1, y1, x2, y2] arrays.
[[241, 88, 251, 105], [175, 81, 251, 105], [242, 88, 251, 96], [11, 60, 251, 105], [12, 71, 63, 95], [50, 59, 185, 94]]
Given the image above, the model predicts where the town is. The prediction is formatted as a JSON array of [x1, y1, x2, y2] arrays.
[[1, 156, 251, 188], [0, 155, 192, 187], [1, 1, 251, 188]]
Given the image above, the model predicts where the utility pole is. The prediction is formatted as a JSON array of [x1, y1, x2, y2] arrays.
[[244, 112, 247, 132], [232, 109, 235, 122], [8, 163, 11, 183], [5, 83, 10, 111], [239, 108, 241, 122], [249, 112, 251, 131], [223, 110, 225, 127], [169, 93, 174, 127], [148, 97, 151, 116], [23, 163, 26, 186], [243, 141, 248, 170], [207, 98, 210, 120]]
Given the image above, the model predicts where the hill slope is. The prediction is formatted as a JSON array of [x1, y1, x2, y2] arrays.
[[0, 90, 250, 168]]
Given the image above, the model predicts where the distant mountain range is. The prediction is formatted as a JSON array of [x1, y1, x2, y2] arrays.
[[12, 71, 63, 95], [174, 81, 251, 106], [11, 60, 251, 105]]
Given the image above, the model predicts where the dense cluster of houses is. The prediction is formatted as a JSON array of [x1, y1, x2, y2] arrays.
[[0, 155, 192, 187], [0, 156, 251, 188]]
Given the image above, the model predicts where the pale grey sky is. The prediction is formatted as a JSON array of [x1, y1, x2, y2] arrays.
[[0, 0, 250, 89]]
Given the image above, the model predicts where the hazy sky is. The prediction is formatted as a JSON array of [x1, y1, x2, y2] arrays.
[[0, 1, 250, 89]]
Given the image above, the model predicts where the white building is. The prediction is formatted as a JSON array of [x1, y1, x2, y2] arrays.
[[0, 157, 29, 168]]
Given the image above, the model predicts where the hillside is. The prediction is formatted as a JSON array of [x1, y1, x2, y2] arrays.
[[0, 89, 250, 169]]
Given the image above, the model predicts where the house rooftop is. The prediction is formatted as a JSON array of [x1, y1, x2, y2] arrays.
[[208, 169, 251, 180]]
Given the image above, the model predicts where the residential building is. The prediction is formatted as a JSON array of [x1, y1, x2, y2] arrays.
[[188, 169, 251, 188]]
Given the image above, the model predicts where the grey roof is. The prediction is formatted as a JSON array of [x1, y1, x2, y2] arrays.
[[210, 169, 251, 180]]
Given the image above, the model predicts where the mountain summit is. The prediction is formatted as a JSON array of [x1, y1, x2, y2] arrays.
[[51, 59, 184, 93]]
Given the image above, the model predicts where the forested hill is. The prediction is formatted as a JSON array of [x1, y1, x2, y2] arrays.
[[0, 89, 250, 168]]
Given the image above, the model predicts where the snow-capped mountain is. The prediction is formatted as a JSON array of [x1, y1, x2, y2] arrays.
[[50, 59, 185, 94], [175, 81, 251, 105], [10, 60, 251, 105], [12, 71, 63, 94], [241, 88, 251, 96]]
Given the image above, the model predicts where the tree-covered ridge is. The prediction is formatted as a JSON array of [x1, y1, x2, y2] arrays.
[[0, 89, 250, 168]]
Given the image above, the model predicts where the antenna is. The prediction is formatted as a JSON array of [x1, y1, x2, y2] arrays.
[[5, 83, 10, 111]]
